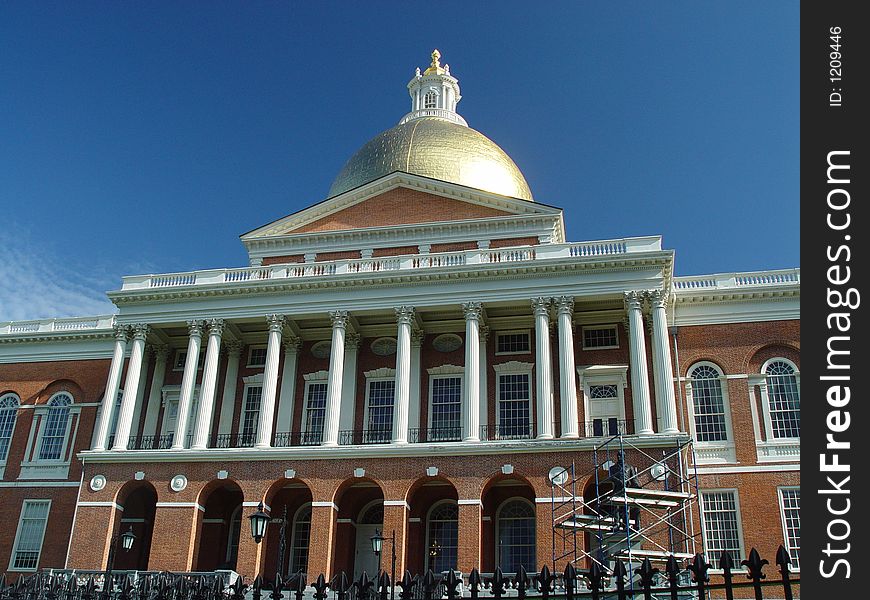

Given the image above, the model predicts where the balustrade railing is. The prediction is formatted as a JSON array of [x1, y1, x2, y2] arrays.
[[213, 433, 256, 449], [409, 426, 462, 443], [273, 431, 323, 447], [583, 419, 632, 438], [480, 423, 535, 441], [674, 268, 800, 292], [338, 429, 392, 445]]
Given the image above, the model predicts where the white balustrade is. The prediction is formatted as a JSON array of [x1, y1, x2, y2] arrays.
[[674, 268, 801, 292]]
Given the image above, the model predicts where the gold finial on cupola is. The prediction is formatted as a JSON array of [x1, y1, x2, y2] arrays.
[[424, 48, 446, 75]]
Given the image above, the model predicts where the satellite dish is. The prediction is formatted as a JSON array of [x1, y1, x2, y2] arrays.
[[651, 462, 668, 481], [548, 466, 569, 486]]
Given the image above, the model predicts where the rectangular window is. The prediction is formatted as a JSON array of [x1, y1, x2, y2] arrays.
[[430, 376, 462, 440], [366, 380, 395, 443], [779, 488, 800, 570], [247, 347, 267, 367], [496, 331, 531, 355], [583, 325, 619, 349], [587, 384, 621, 436], [497, 373, 531, 438], [11, 500, 50, 571], [303, 383, 328, 444], [173, 350, 205, 371], [240, 386, 262, 446], [701, 491, 742, 565], [38, 406, 70, 461]]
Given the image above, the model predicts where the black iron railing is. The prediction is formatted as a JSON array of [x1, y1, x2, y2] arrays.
[[11, 546, 798, 600], [583, 419, 632, 438], [213, 433, 256, 449], [409, 426, 462, 443], [338, 429, 391, 445], [480, 423, 535, 441], [274, 431, 323, 447]]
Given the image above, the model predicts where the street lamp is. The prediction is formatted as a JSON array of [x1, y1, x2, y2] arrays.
[[249, 502, 270, 544], [103, 526, 136, 598], [370, 529, 396, 600]]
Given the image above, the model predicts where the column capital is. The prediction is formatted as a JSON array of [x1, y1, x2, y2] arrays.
[[207, 318, 226, 337], [411, 329, 425, 348], [130, 323, 150, 341], [283, 336, 302, 353], [479, 324, 490, 343], [152, 344, 171, 361], [648, 288, 668, 309], [113, 325, 129, 341], [531, 296, 551, 316], [265, 314, 285, 333], [329, 310, 349, 329], [225, 340, 244, 356], [345, 332, 361, 350], [186, 319, 205, 337], [623, 290, 644, 311], [461, 301, 482, 320], [395, 306, 416, 325], [555, 296, 575, 316]]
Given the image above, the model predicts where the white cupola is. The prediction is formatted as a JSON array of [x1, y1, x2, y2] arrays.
[[399, 49, 468, 127]]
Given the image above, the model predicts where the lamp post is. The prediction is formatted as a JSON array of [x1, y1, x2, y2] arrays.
[[249, 502, 293, 579], [103, 526, 135, 598], [370, 529, 396, 600]]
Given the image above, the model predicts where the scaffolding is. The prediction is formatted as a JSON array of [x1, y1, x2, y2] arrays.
[[551, 434, 701, 580]]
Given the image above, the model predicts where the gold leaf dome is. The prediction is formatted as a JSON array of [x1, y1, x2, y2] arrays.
[[328, 117, 534, 201]]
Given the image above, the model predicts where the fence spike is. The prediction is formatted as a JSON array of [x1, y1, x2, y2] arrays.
[[515, 566, 529, 600], [741, 548, 768, 600], [378, 571, 391, 600], [292, 572, 306, 600], [587, 562, 604, 600], [665, 555, 680, 600], [252, 575, 264, 600], [718, 553, 735, 600], [335, 571, 350, 600], [563, 563, 576, 600], [612, 560, 627, 599], [490, 568, 507, 600], [269, 573, 285, 600], [397, 571, 414, 600], [228, 575, 247, 600], [421, 570, 436, 600], [444, 570, 461, 600], [636, 558, 659, 600], [311, 574, 329, 600], [537, 565, 554, 600], [687, 554, 711, 600], [468, 568, 482, 600], [775, 545, 794, 600]]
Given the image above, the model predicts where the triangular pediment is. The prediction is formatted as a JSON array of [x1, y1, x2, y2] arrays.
[[241, 172, 561, 241]]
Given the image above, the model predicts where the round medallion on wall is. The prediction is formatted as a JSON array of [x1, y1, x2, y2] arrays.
[[433, 333, 463, 353], [169, 474, 188, 492], [371, 337, 398, 356], [311, 341, 332, 359], [89, 474, 107, 492]]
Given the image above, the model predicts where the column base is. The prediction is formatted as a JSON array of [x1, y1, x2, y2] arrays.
[[536, 433, 554, 440], [463, 436, 480, 443], [253, 442, 272, 449], [391, 439, 409, 445], [321, 440, 339, 447], [560, 432, 580, 440]]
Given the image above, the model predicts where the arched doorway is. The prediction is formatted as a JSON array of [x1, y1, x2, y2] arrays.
[[195, 480, 244, 571], [333, 479, 384, 578], [405, 478, 459, 574], [113, 481, 157, 571], [481, 476, 537, 573], [262, 479, 314, 577]]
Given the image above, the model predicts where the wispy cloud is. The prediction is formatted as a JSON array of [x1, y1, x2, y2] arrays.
[[0, 228, 118, 322]]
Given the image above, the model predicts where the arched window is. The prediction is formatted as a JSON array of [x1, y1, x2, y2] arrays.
[[496, 499, 536, 573], [289, 505, 311, 575], [765, 360, 800, 438], [424, 92, 437, 109], [226, 505, 242, 568], [426, 502, 458, 573], [0, 394, 21, 461], [688, 364, 728, 442], [38, 393, 72, 460]]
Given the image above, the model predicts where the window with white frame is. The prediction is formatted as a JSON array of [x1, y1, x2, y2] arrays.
[[496, 331, 531, 355], [779, 488, 800, 570], [303, 382, 328, 443], [240, 386, 262, 445], [430, 376, 462, 440], [701, 490, 743, 565], [10, 500, 50, 571], [226, 505, 242, 567], [588, 385, 621, 436], [764, 360, 800, 438], [577, 365, 628, 437], [0, 393, 21, 462], [366, 379, 395, 442], [582, 325, 619, 349], [688, 364, 729, 442], [423, 91, 437, 109], [38, 394, 72, 461], [497, 499, 536, 573], [247, 346, 267, 367], [497, 373, 531, 438], [290, 505, 312, 574], [426, 501, 458, 573]]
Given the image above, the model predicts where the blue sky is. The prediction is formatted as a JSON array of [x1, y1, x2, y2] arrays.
[[0, 1, 799, 320]]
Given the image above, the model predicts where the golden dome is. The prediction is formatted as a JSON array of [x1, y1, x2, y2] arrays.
[[329, 117, 534, 201]]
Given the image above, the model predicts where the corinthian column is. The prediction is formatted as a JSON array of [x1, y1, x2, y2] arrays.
[[141, 345, 169, 439], [112, 324, 150, 450], [275, 336, 302, 437], [93, 325, 129, 450], [322, 311, 348, 447], [532, 298, 554, 439], [555, 297, 579, 439], [173, 320, 204, 449], [462, 302, 482, 442], [191, 319, 224, 449], [392, 306, 415, 444], [624, 291, 653, 435], [255, 314, 284, 448], [649, 289, 679, 433]]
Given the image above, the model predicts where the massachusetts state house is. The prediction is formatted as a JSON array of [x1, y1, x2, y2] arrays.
[[0, 51, 799, 581]]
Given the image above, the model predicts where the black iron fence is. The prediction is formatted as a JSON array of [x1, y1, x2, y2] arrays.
[[2, 546, 797, 600]]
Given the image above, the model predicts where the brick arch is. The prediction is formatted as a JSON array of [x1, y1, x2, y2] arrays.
[[113, 480, 158, 571], [480, 474, 537, 573], [683, 357, 729, 377], [194, 478, 245, 571], [261, 477, 314, 576], [331, 476, 386, 507], [263, 476, 314, 507], [195, 477, 246, 507], [747, 343, 800, 374], [478, 470, 540, 498], [405, 477, 460, 574], [403, 474, 460, 505], [38, 379, 85, 404], [332, 477, 386, 577]]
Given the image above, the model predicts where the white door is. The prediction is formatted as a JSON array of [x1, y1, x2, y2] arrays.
[[587, 385, 622, 436], [354, 524, 382, 579]]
